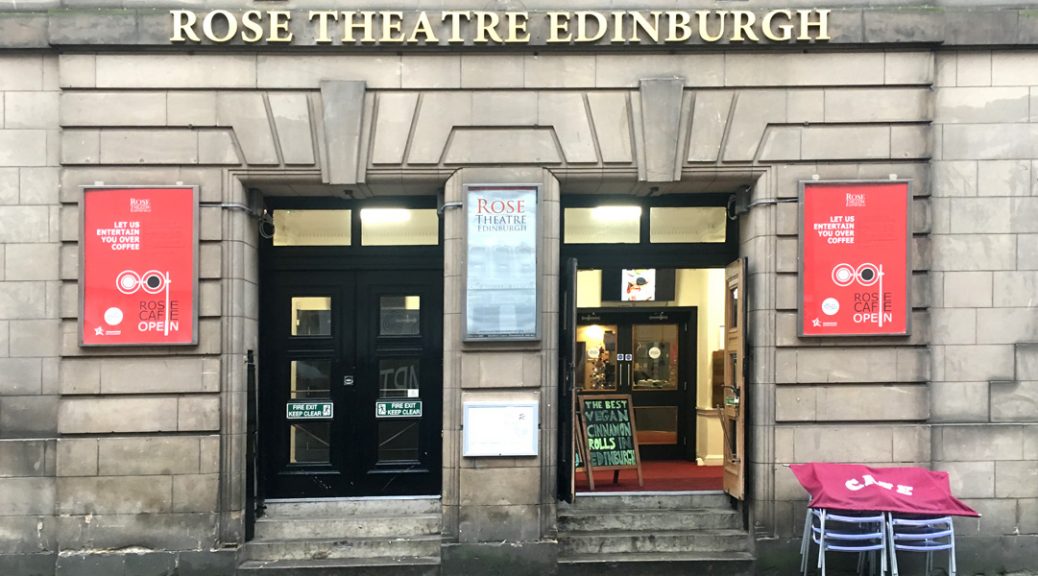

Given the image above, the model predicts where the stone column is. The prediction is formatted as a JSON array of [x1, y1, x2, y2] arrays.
[[441, 167, 560, 570]]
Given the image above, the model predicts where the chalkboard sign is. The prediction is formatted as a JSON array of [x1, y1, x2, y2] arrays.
[[578, 394, 644, 489]]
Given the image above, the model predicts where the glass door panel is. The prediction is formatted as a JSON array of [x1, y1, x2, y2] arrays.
[[576, 324, 619, 392], [631, 324, 679, 391], [378, 420, 421, 462], [379, 295, 421, 336], [633, 406, 678, 445], [289, 422, 331, 464], [290, 359, 331, 398], [290, 297, 332, 336]]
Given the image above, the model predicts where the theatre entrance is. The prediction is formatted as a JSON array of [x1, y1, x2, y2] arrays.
[[557, 195, 746, 499], [257, 200, 443, 499]]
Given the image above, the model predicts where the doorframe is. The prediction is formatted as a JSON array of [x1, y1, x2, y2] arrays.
[[575, 306, 698, 461], [558, 193, 740, 501], [256, 195, 446, 505]]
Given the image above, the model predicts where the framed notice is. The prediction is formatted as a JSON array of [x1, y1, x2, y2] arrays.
[[464, 185, 539, 341], [799, 180, 910, 337], [80, 186, 199, 346], [462, 401, 539, 457]]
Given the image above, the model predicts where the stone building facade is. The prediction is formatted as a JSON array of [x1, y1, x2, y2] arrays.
[[0, 1, 1035, 575]]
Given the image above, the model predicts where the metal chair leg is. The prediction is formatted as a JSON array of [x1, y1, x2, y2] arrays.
[[887, 515, 899, 576], [801, 508, 813, 575], [819, 510, 827, 576]]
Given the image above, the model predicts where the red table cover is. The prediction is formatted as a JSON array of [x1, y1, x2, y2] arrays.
[[790, 463, 979, 517]]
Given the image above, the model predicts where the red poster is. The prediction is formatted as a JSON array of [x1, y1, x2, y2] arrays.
[[81, 187, 198, 346], [800, 181, 910, 336]]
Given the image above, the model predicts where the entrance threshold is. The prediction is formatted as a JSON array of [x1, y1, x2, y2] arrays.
[[577, 459, 723, 492], [576, 490, 726, 496], [264, 495, 441, 504]]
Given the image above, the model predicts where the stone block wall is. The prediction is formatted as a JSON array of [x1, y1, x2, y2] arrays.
[[0, 54, 61, 574], [441, 167, 560, 549], [47, 48, 943, 562], [0, 36, 1030, 574], [737, 51, 935, 540], [48, 53, 255, 569], [928, 50, 1038, 571]]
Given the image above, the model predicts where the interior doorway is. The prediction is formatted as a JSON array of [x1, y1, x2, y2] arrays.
[[575, 307, 696, 460]]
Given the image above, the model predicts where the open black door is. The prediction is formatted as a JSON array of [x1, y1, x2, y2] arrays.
[[557, 257, 578, 503]]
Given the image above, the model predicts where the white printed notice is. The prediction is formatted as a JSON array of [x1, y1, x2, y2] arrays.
[[465, 186, 538, 340], [462, 401, 539, 457]]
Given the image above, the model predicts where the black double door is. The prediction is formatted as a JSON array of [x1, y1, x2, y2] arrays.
[[575, 308, 696, 460], [261, 269, 442, 498]]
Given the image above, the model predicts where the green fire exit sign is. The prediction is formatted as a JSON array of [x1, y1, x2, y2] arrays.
[[375, 400, 422, 418], [286, 402, 333, 420]]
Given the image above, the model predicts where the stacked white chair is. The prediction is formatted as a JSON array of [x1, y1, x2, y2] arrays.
[[801, 508, 888, 576], [886, 515, 956, 576]]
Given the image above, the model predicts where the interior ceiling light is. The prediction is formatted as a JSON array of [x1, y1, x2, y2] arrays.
[[584, 324, 605, 342], [592, 205, 641, 222], [360, 208, 411, 223]]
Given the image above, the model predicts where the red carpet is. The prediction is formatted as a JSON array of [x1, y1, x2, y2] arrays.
[[576, 460, 723, 492]]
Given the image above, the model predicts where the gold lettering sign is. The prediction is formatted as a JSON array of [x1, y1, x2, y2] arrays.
[[170, 9, 831, 45]]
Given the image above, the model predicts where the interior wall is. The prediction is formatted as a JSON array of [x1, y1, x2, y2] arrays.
[[674, 268, 726, 464]]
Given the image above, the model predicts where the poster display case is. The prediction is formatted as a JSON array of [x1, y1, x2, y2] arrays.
[[80, 186, 199, 346]]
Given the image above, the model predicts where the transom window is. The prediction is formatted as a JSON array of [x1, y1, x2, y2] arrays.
[[649, 207, 727, 243], [273, 210, 351, 246], [268, 201, 440, 248], [563, 196, 731, 246]]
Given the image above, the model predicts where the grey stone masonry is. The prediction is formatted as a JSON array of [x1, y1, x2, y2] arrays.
[[927, 50, 1038, 568], [0, 54, 60, 566], [55, 53, 934, 192], [0, 2, 1037, 574]]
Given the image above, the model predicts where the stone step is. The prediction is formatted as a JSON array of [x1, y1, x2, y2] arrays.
[[558, 551, 755, 576], [564, 492, 731, 511], [559, 508, 741, 532], [261, 497, 440, 519], [254, 513, 441, 541], [236, 557, 440, 576], [559, 529, 751, 555], [242, 535, 442, 562]]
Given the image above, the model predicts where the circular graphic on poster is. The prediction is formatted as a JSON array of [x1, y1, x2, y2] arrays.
[[103, 307, 124, 326], [115, 270, 141, 294], [831, 263, 855, 287], [856, 263, 881, 286], [821, 298, 840, 316], [141, 270, 168, 294], [648, 346, 662, 359]]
